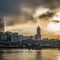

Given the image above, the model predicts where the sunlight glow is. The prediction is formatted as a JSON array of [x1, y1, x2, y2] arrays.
[[58, 54, 60, 60], [33, 7, 50, 18], [48, 23, 60, 32], [53, 12, 60, 21]]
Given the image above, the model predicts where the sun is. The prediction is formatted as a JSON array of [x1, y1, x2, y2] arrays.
[[48, 23, 60, 31], [47, 12, 60, 33]]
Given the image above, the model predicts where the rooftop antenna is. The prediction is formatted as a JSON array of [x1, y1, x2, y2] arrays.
[[0, 16, 5, 33]]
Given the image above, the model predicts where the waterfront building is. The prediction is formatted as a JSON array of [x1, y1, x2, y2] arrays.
[[35, 26, 41, 40], [32, 36, 36, 40], [5, 32, 12, 41], [23, 36, 32, 40], [19, 35, 23, 42], [0, 32, 7, 41], [11, 33, 23, 42]]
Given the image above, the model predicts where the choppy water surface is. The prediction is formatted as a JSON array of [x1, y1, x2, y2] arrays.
[[0, 49, 60, 60]]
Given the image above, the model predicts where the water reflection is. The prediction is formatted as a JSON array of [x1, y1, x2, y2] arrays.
[[0, 48, 4, 60], [42, 49, 59, 60], [0, 49, 60, 60], [35, 50, 41, 60]]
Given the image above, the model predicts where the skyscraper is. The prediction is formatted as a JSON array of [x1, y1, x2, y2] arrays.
[[0, 18, 4, 32], [35, 26, 41, 40]]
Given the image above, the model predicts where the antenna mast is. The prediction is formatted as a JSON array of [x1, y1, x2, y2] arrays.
[[4, 18, 6, 32]]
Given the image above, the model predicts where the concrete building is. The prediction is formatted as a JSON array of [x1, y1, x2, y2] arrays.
[[0, 32, 7, 41], [19, 35, 23, 42], [23, 36, 32, 40], [11, 33, 23, 42], [5, 31, 12, 41]]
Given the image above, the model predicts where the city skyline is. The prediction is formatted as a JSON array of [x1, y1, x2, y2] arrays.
[[0, 18, 60, 39], [0, 0, 60, 39], [0, 1, 60, 60]]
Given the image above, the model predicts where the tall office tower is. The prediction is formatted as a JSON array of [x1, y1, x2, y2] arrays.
[[0, 18, 4, 32], [36, 26, 41, 40]]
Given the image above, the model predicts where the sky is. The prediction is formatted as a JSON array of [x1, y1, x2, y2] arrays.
[[0, 0, 60, 39]]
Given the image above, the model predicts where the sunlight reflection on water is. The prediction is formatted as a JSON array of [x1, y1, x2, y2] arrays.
[[0, 49, 60, 60]]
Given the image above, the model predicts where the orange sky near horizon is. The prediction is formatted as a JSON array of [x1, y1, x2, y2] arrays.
[[3, 6, 60, 40]]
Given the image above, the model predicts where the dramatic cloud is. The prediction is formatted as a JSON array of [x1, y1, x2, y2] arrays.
[[39, 11, 55, 19], [4, 13, 35, 26], [52, 20, 60, 23], [0, 0, 60, 25], [0, 0, 60, 16], [0, 0, 60, 39]]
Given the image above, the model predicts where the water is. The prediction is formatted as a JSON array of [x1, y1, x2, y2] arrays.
[[0, 49, 60, 60]]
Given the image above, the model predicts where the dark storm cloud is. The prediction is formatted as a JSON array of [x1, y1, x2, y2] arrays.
[[0, 0, 22, 16], [21, 13, 35, 21], [0, 0, 60, 16], [7, 13, 34, 26], [52, 20, 60, 23], [40, 0, 60, 10], [39, 11, 55, 19], [0, 0, 39, 16], [0, 0, 60, 27]]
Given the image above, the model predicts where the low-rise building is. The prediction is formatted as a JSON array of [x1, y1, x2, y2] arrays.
[[11, 33, 23, 42], [23, 36, 32, 40]]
